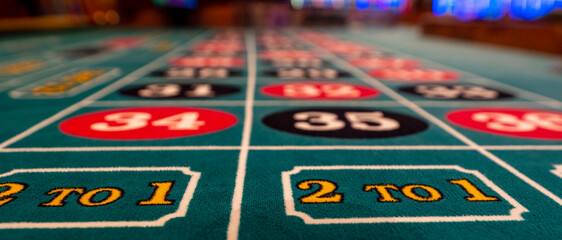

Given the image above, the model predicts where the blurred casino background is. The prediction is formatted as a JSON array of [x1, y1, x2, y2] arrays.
[[0, 0, 561, 54]]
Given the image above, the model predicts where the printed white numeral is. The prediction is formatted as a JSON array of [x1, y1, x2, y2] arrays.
[[293, 111, 399, 131], [460, 86, 498, 99], [278, 68, 306, 78], [199, 68, 228, 78], [152, 112, 205, 130], [186, 84, 215, 97], [472, 112, 562, 132], [283, 84, 360, 98], [166, 68, 195, 78], [308, 68, 338, 79], [90, 112, 205, 131], [284, 84, 321, 97], [294, 112, 345, 131], [345, 112, 400, 131], [91, 112, 151, 131], [321, 84, 360, 98], [523, 113, 562, 131], [139, 84, 181, 98], [415, 85, 460, 99]]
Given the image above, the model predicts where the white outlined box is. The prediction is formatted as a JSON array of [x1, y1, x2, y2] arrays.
[[9, 67, 121, 99], [282, 165, 528, 224], [0, 166, 200, 229]]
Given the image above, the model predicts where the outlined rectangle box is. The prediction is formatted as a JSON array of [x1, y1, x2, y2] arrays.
[[9, 67, 121, 99], [281, 165, 527, 224], [0, 149, 240, 239], [0, 167, 199, 229], [238, 149, 562, 239]]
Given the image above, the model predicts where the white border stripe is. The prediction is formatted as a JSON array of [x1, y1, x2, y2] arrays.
[[90, 100, 247, 107], [250, 145, 472, 150], [0, 31, 206, 149], [0, 146, 240, 152], [1, 145, 561, 153], [87, 100, 553, 108], [227, 30, 257, 240], [484, 145, 562, 150]]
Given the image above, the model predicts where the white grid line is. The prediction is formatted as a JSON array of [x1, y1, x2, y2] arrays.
[[227, 30, 257, 240], [299, 30, 562, 206], [90, 100, 247, 107], [88, 100, 554, 108], [1, 145, 561, 153], [0, 31, 207, 149], [0, 146, 241, 152]]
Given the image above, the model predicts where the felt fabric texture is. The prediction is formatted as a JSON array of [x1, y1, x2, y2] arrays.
[[0, 28, 560, 239]]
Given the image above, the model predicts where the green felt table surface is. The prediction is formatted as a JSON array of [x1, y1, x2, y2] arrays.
[[0, 27, 560, 239]]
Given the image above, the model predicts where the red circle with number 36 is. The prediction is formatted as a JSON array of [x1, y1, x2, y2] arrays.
[[446, 108, 562, 140], [59, 107, 237, 140]]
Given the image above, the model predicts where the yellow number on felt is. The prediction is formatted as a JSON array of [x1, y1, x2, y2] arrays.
[[297, 180, 343, 204], [448, 179, 500, 202], [0, 183, 27, 206], [137, 181, 175, 205]]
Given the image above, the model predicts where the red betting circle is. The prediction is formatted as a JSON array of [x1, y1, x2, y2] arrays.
[[348, 58, 420, 69], [261, 82, 380, 100], [324, 45, 372, 54], [446, 107, 562, 140], [369, 69, 458, 82], [59, 107, 237, 140], [259, 50, 317, 60], [169, 57, 245, 67]]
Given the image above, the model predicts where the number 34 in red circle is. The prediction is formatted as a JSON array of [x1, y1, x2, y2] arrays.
[[446, 108, 562, 140], [59, 107, 237, 140]]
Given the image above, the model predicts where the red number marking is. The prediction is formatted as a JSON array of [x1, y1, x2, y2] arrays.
[[446, 108, 562, 140], [260, 50, 317, 60], [169, 57, 245, 67], [59, 107, 237, 140], [349, 58, 420, 69], [261, 82, 380, 100]]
